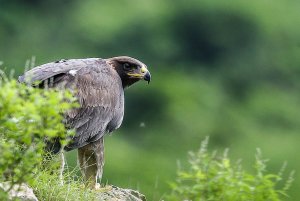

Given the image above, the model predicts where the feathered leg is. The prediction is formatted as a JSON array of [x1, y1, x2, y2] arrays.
[[78, 137, 105, 189]]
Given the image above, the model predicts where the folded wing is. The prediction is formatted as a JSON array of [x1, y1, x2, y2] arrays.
[[19, 58, 124, 152]]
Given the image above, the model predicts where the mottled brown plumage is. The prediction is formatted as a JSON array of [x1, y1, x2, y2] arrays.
[[19, 56, 151, 188]]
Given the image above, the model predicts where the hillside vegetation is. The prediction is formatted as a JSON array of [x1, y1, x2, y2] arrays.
[[1, 0, 299, 199]]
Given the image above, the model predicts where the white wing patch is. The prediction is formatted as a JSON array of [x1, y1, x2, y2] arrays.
[[69, 70, 78, 76]]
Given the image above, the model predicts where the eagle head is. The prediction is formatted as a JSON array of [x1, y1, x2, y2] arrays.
[[106, 56, 151, 88]]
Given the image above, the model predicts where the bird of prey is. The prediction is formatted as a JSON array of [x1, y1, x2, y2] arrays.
[[18, 56, 151, 189]]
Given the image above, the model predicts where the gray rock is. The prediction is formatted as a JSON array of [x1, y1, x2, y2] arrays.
[[0, 182, 38, 201], [97, 185, 146, 201], [0, 182, 147, 201]]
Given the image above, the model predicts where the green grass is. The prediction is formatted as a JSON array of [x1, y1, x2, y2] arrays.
[[31, 158, 99, 201]]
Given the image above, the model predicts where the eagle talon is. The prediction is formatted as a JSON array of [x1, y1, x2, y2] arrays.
[[94, 183, 101, 190], [94, 184, 113, 192]]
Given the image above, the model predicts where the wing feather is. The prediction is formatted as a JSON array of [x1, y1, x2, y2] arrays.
[[18, 58, 105, 85], [64, 67, 124, 150], [19, 58, 124, 151]]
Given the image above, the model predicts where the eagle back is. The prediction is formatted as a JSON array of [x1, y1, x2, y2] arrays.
[[19, 58, 125, 151]]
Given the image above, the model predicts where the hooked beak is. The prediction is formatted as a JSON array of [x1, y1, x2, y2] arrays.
[[141, 65, 151, 84], [144, 71, 151, 84]]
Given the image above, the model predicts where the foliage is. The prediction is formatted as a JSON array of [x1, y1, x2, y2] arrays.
[[0, 75, 76, 199], [31, 158, 98, 201], [1, 0, 300, 199], [165, 137, 294, 201]]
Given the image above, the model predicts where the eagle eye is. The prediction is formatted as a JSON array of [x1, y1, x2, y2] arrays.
[[123, 63, 131, 70]]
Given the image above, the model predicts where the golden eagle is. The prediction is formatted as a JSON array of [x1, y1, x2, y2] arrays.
[[18, 56, 151, 188]]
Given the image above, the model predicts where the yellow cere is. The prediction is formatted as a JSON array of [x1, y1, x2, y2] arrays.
[[140, 65, 148, 74]]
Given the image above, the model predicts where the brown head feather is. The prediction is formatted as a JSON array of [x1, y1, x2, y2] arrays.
[[106, 56, 151, 88]]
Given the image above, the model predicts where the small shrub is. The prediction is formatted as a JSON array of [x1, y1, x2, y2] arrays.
[[165, 137, 294, 201], [0, 75, 77, 199]]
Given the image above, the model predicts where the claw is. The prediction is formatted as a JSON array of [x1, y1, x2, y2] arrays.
[[94, 184, 112, 192]]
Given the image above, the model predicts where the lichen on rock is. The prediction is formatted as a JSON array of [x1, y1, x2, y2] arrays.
[[0, 182, 146, 201], [97, 185, 147, 201], [0, 182, 38, 201]]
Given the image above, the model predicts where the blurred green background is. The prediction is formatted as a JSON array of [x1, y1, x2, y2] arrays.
[[1, 0, 299, 200]]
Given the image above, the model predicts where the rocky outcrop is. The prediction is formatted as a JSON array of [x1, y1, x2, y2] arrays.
[[97, 185, 146, 201], [0, 182, 146, 201], [0, 182, 38, 201]]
